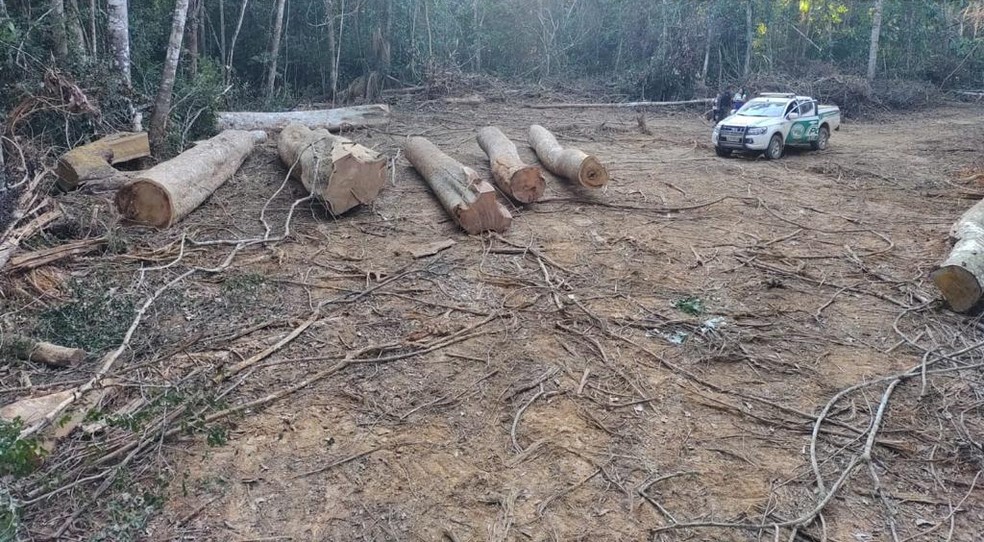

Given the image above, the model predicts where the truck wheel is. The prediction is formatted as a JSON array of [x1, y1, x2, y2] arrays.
[[811, 125, 830, 151], [715, 146, 732, 157], [764, 134, 783, 160]]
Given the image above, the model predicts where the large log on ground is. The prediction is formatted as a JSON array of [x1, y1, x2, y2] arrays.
[[55, 132, 150, 190], [527, 99, 714, 109], [477, 127, 545, 204], [115, 130, 266, 228], [2, 334, 85, 368], [216, 104, 390, 132], [404, 137, 512, 234], [933, 200, 984, 312], [277, 123, 387, 214], [528, 125, 609, 189]]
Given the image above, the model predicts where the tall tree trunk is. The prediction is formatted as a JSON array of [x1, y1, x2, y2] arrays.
[[701, 6, 713, 81], [50, 0, 69, 62], [744, 0, 753, 77], [148, 0, 190, 153], [324, 0, 338, 102], [225, 0, 249, 85], [265, 0, 287, 98], [65, 0, 85, 57], [472, 0, 481, 71], [107, 0, 131, 86], [867, 0, 883, 81], [219, 0, 227, 79], [88, 0, 98, 58], [185, 0, 201, 76], [0, 0, 8, 19]]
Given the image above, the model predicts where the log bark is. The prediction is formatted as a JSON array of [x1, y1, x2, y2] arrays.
[[55, 132, 150, 190], [277, 123, 388, 215], [527, 99, 713, 109], [404, 137, 512, 234], [115, 130, 266, 228], [216, 104, 391, 132], [933, 199, 984, 312], [476, 126, 545, 203], [2, 334, 85, 367], [528, 125, 609, 188]]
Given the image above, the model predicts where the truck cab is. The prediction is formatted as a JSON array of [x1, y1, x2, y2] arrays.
[[712, 93, 841, 160]]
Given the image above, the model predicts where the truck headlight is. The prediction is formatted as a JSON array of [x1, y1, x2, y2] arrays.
[[745, 127, 767, 135]]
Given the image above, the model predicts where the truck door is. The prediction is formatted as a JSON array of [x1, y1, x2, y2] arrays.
[[786, 101, 820, 145]]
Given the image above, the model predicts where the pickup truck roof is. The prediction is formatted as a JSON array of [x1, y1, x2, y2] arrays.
[[757, 92, 814, 102]]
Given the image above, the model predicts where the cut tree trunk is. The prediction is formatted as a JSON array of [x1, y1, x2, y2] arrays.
[[216, 104, 390, 131], [476, 126, 545, 203], [55, 132, 150, 190], [115, 130, 266, 228], [528, 125, 609, 188], [2, 334, 85, 368], [404, 136, 512, 234], [933, 199, 984, 312], [277, 123, 388, 215]]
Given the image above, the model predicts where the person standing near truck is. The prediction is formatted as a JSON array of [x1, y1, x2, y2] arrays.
[[714, 87, 733, 122], [732, 88, 747, 111]]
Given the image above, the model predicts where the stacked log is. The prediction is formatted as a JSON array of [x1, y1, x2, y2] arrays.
[[477, 127, 545, 204], [528, 125, 609, 188]]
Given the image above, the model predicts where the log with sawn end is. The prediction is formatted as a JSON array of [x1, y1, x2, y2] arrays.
[[528, 124, 609, 189], [2, 334, 85, 368], [55, 132, 150, 191], [115, 130, 266, 228], [477, 126, 545, 204], [277, 123, 388, 215], [216, 104, 390, 132], [933, 198, 984, 312], [403, 137, 512, 234]]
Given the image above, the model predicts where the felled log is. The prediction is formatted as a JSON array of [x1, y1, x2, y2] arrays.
[[216, 104, 390, 132], [527, 99, 714, 109], [2, 334, 85, 367], [933, 200, 984, 312], [55, 132, 150, 190], [277, 123, 387, 215], [444, 94, 485, 105], [116, 130, 266, 228], [403, 137, 512, 234], [477, 127, 545, 203], [528, 125, 609, 189]]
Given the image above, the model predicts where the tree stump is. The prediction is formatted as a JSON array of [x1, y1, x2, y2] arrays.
[[277, 123, 388, 214], [403, 137, 512, 234], [528, 124, 609, 188], [115, 130, 266, 228], [477, 127, 545, 203]]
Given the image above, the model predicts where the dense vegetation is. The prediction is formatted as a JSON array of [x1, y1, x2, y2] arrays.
[[0, 0, 983, 155]]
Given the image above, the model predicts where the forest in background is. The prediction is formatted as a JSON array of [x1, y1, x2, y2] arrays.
[[1, 0, 984, 157]]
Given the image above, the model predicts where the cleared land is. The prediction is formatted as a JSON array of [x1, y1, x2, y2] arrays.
[[5, 100, 984, 541]]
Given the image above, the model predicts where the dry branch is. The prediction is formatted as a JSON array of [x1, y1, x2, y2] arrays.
[[932, 198, 984, 312], [403, 136, 512, 234], [528, 125, 609, 188], [1, 334, 85, 367], [277, 123, 388, 214], [477, 126, 545, 203], [527, 99, 713, 109], [115, 130, 266, 228], [6, 238, 106, 272], [215, 104, 391, 132], [55, 132, 150, 191], [0, 209, 62, 271]]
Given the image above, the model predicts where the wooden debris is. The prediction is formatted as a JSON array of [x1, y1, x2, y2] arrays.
[[933, 199, 984, 312], [55, 132, 150, 191], [477, 126, 545, 203], [7, 238, 106, 273], [2, 334, 85, 368], [215, 104, 391, 132], [0, 209, 63, 271], [528, 125, 610, 189], [403, 137, 512, 234], [1, 390, 74, 426], [527, 99, 714, 109], [444, 94, 485, 105], [115, 130, 266, 228], [277, 123, 388, 215], [410, 239, 456, 259]]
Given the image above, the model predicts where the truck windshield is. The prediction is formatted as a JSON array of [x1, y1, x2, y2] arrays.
[[737, 100, 787, 117]]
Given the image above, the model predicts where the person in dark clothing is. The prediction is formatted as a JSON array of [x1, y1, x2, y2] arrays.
[[714, 88, 733, 122]]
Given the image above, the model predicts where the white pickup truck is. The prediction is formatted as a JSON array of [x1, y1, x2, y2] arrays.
[[712, 93, 841, 160]]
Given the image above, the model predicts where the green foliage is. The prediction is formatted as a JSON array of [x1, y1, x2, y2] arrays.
[[37, 275, 134, 352], [206, 425, 229, 447], [0, 418, 44, 478], [89, 490, 164, 542], [673, 296, 706, 316], [221, 272, 266, 307], [0, 487, 17, 542]]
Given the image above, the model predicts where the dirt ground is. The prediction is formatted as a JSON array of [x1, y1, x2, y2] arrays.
[[7, 99, 984, 541]]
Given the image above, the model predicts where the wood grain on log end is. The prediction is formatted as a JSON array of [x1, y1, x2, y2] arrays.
[[456, 179, 513, 234], [115, 180, 174, 228], [509, 165, 546, 203], [932, 265, 981, 313], [578, 155, 609, 188]]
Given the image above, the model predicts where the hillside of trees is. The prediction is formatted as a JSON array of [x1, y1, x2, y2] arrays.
[[1, 0, 983, 157]]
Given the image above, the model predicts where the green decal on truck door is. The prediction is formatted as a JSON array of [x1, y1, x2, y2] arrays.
[[787, 120, 819, 144]]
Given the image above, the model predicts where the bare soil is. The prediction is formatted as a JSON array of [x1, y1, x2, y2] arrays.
[[6, 100, 984, 541]]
